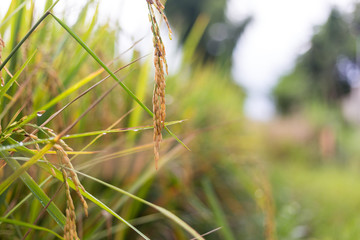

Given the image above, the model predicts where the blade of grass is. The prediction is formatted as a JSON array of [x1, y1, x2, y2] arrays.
[[21, 182, 64, 240], [0, 146, 66, 228], [62, 120, 185, 139], [0, 50, 36, 100], [50, 13, 190, 151], [76, 143, 154, 171], [50, 13, 151, 115], [0, 120, 185, 151], [20, 67, 105, 128], [78, 137, 189, 237], [202, 178, 236, 240], [0, 70, 33, 121], [118, 135, 194, 206], [1, 176, 53, 223], [62, 3, 100, 85], [4, 144, 150, 239], [0, 217, 64, 239], [25, 150, 98, 155], [190, 227, 222, 240], [183, 14, 210, 64], [89, 214, 163, 240], [16, 54, 147, 135], [0, 0, 60, 72], [38, 158, 202, 240], [77, 171, 205, 240], [127, 58, 151, 146], [0, 142, 55, 196], [69, 109, 134, 162], [37, 162, 150, 240], [0, 0, 29, 30], [0, 83, 117, 205], [33, 134, 200, 239]]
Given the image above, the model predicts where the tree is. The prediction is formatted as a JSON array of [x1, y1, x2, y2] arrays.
[[274, 7, 357, 114], [165, 0, 252, 67]]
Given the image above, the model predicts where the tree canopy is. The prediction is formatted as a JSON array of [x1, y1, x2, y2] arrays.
[[274, 6, 360, 114], [165, 0, 252, 67]]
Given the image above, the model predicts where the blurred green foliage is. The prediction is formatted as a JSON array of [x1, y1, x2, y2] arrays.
[[274, 6, 360, 113], [165, 0, 252, 66], [0, 1, 272, 239]]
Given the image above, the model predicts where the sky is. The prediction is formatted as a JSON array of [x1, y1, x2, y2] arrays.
[[0, 0, 357, 120]]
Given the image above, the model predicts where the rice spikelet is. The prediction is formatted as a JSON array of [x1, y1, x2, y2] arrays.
[[55, 144, 88, 216], [147, 0, 172, 169], [62, 168, 80, 240]]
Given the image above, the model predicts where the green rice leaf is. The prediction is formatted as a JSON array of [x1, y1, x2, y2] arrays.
[[37, 162, 150, 240], [0, 50, 36, 101], [0, 217, 64, 239]]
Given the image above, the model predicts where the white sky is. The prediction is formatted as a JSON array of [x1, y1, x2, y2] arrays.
[[0, 0, 357, 120]]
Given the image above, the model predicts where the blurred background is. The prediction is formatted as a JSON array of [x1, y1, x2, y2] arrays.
[[2, 0, 360, 239]]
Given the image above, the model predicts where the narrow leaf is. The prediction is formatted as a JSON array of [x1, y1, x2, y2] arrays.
[[0, 217, 64, 239], [0, 142, 54, 196], [0, 50, 36, 99], [37, 162, 150, 240], [50, 13, 190, 150]]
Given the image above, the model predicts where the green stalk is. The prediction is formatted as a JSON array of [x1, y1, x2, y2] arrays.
[[0, 217, 64, 239], [50, 13, 151, 115], [79, 171, 205, 240], [1, 176, 53, 223], [0, 142, 65, 228], [0, 120, 184, 151], [37, 162, 150, 240], [0, 50, 36, 114], [0, 0, 60, 72], [203, 179, 236, 240], [0, 0, 29, 30], [50, 13, 190, 151], [0, 142, 55, 196]]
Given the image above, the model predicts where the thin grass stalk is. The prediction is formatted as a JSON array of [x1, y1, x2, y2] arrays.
[[36, 162, 150, 240], [50, 13, 190, 152], [85, 136, 193, 238], [69, 109, 134, 162], [0, 0, 29, 29], [0, 142, 54, 196], [50, 13, 152, 116], [202, 179, 236, 240], [0, 82, 118, 195], [21, 182, 64, 240], [0, 217, 64, 239], [0, 177, 49, 221], [1, 141, 66, 228], [0, 120, 184, 152], [76, 171, 205, 240], [0, 0, 60, 72]]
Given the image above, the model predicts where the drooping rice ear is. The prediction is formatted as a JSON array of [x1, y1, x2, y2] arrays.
[[147, 0, 172, 169]]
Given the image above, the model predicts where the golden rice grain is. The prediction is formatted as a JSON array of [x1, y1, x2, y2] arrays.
[[62, 168, 80, 240], [55, 144, 88, 216]]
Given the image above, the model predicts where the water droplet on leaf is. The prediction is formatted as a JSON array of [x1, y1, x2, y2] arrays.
[[37, 110, 45, 117]]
